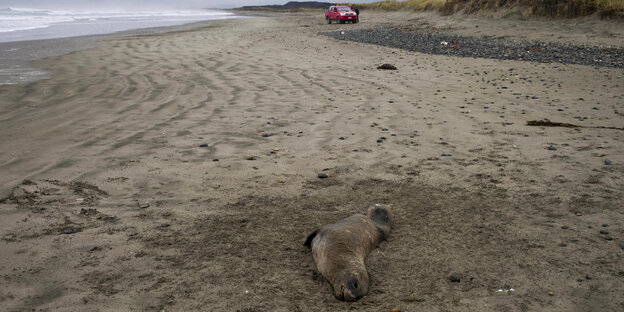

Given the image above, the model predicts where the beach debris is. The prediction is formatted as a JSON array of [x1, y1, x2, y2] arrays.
[[318, 173, 328, 179], [199, 143, 208, 147], [80, 208, 98, 216], [527, 119, 624, 130], [139, 203, 150, 209], [377, 64, 397, 70], [449, 273, 461, 283], [246, 156, 257, 160], [273, 148, 280, 152], [63, 228, 79, 235], [391, 308, 401, 312], [497, 288, 516, 293], [440, 41, 448, 45], [547, 145, 557, 151], [604, 159, 612, 165]]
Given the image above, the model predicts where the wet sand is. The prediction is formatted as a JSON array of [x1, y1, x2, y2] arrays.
[[0, 12, 623, 311]]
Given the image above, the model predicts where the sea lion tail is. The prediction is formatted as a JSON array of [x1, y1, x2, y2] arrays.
[[367, 205, 391, 239], [303, 228, 320, 249]]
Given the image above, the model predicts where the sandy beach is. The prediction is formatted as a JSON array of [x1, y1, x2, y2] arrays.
[[1, 12, 623, 311]]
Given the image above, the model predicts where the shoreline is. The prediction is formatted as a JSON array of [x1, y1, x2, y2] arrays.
[[0, 14, 246, 85]]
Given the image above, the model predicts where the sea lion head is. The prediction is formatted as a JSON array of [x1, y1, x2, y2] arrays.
[[331, 266, 369, 301]]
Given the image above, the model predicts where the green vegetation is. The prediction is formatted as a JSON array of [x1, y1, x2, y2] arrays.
[[344, 0, 624, 17]]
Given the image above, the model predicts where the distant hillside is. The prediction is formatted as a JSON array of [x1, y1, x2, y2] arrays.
[[235, 1, 334, 11]]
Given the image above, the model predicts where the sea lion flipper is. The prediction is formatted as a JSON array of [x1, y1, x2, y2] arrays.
[[304, 228, 320, 249]]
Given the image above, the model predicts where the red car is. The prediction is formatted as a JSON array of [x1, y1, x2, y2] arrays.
[[325, 6, 358, 24]]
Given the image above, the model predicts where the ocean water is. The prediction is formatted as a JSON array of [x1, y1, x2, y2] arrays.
[[0, 7, 237, 43]]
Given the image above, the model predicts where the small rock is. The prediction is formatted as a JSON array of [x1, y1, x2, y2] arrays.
[[391, 308, 401, 312], [278, 180, 286, 184], [339, 137, 345, 140], [377, 64, 397, 70], [604, 159, 612, 165], [441, 153, 452, 157], [213, 158, 219, 161], [619, 242, 624, 250], [449, 273, 461, 283], [63, 228, 79, 235], [585, 275, 593, 280], [199, 143, 208, 147], [602, 224, 609, 227], [561, 225, 569, 229], [261, 133, 271, 138], [558, 242, 567, 247], [139, 204, 150, 209], [604, 236, 613, 241], [548, 291, 554, 296], [600, 230, 609, 235], [547, 145, 557, 151], [318, 173, 328, 179], [246, 156, 257, 160], [377, 139, 383, 143]]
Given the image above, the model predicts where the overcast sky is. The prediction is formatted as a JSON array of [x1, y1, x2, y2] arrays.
[[3, 1, 380, 10]]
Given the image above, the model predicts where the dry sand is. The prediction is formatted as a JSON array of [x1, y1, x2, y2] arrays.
[[0, 12, 623, 311]]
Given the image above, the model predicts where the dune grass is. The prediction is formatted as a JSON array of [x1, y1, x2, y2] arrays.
[[344, 0, 624, 17]]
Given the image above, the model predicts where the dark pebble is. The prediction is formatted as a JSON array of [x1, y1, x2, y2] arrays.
[[561, 225, 569, 229], [377, 63, 397, 70], [212, 158, 219, 161], [585, 275, 593, 280], [547, 146, 557, 151], [199, 143, 208, 147], [449, 274, 461, 283], [602, 224, 609, 227], [604, 236, 613, 241], [377, 139, 383, 143], [604, 159, 612, 165], [619, 242, 624, 250], [318, 173, 328, 179], [600, 230, 609, 235], [261, 133, 272, 137], [63, 228, 79, 235], [339, 137, 345, 140], [558, 242, 567, 247], [441, 153, 452, 157]]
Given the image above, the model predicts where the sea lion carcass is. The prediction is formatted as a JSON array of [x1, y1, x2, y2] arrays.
[[304, 206, 391, 301]]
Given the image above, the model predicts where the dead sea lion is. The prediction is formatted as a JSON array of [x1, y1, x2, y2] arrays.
[[304, 205, 391, 301]]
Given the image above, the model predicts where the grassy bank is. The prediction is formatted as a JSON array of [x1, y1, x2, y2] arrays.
[[345, 0, 624, 17]]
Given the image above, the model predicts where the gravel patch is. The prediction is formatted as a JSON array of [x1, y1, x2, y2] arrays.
[[323, 27, 624, 68]]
